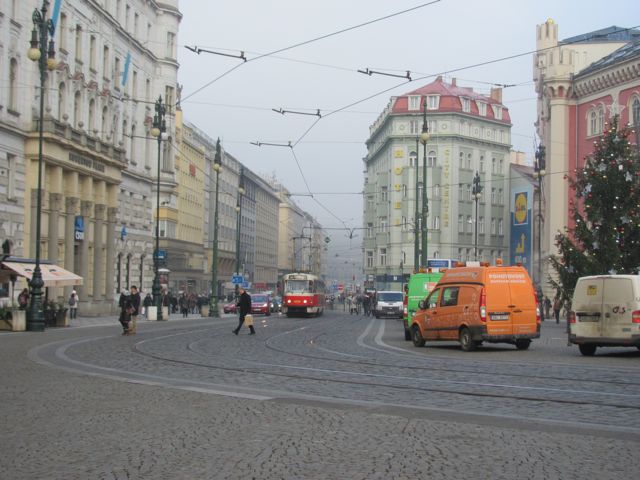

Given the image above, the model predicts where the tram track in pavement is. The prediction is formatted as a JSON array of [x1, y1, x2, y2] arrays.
[[121, 317, 640, 411]]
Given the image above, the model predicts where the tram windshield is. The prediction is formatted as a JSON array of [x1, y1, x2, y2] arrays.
[[285, 280, 309, 293]]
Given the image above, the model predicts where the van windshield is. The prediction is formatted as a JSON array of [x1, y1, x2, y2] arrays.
[[378, 292, 403, 302]]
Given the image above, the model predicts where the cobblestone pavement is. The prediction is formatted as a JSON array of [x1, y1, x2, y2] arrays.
[[1, 311, 638, 479]]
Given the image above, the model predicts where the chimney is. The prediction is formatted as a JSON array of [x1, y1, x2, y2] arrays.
[[451, 78, 457, 87], [436, 75, 443, 82], [490, 87, 503, 103]]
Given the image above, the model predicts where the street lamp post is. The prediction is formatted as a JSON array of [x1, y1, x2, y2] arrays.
[[209, 139, 222, 318], [420, 99, 430, 268], [150, 95, 167, 321], [534, 145, 546, 288], [26, 0, 56, 331], [234, 167, 245, 296], [413, 136, 420, 272], [472, 171, 482, 261]]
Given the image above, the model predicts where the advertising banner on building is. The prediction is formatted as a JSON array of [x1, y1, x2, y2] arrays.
[[509, 188, 533, 277]]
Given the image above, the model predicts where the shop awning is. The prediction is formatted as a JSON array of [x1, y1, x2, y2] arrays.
[[0, 261, 83, 287]]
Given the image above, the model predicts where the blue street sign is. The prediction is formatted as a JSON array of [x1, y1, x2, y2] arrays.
[[241, 281, 250, 289], [231, 275, 244, 284], [155, 250, 166, 259]]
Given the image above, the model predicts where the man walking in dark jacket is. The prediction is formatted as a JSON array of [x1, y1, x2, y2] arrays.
[[233, 287, 255, 335], [129, 285, 141, 334]]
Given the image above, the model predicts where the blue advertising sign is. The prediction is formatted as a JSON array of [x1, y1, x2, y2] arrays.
[[74, 216, 84, 240], [232, 275, 244, 284], [510, 189, 533, 276]]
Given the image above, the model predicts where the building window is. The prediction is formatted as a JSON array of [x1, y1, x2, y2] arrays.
[[491, 218, 496, 235], [165, 85, 175, 110], [88, 99, 96, 133], [380, 186, 388, 202], [366, 251, 374, 268], [379, 248, 387, 266], [426, 95, 438, 110], [101, 107, 108, 140], [491, 188, 496, 204], [466, 184, 472, 201], [461, 97, 470, 112], [132, 70, 137, 99], [408, 95, 421, 111], [491, 158, 496, 174], [367, 223, 373, 237], [75, 25, 82, 62], [59, 13, 68, 51], [493, 105, 503, 120], [9, 58, 18, 111], [401, 216, 407, 231], [427, 150, 436, 167], [58, 82, 66, 120], [433, 215, 440, 230], [90, 36, 97, 70], [402, 184, 407, 198], [167, 32, 176, 59], [478, 216, 485, 234], [597, 107, 605, 134], [74, 91, 82, 127], [417, 182, 423, 201], [499, 158, 504, 174], [134, 12, 139, 38], [477, 102, 487, 116], [458, 215, 464, 233], [103, 46, 110, 78], [498, 218, 504, 235], [380, 217, 388, 233], [7, 154, 16, 200], [433, 184, 440, 198], [479, 155, 485, 172], [466, 153, 472, 169], [466, 216, 473, 233], [409, 120, 419, 135], [498, 188, 504, 205], [632, 97, 640, 126], [130, 124, 136, 163], [409, 150, 417, 167], [589, 110, 597, 135]]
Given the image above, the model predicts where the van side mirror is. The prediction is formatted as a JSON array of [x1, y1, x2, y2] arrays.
[[418, 300, 426, 310]]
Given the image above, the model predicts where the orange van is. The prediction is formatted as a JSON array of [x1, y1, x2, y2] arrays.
[[410, 262, 541, 351]]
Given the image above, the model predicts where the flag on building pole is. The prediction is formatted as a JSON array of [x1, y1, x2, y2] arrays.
[[121, 52, 132, 87], [51, 0, 62, 33]]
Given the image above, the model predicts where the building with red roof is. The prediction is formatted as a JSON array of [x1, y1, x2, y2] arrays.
[[363, 76, 512, 289]]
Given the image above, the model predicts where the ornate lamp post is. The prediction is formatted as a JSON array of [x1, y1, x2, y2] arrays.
[[472, 171, 483, 260], [26, 0, 56, 331], [234, 167, 245, 296], [413, 136, 420, 272], [209, 139, 222, 318], [534, 144, 546, 287], [150, 95, 167, 320], [420, 99, 430, 268]]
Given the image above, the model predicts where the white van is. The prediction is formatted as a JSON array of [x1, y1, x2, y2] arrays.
[[374, 291, 404, 319], [568, 275, 640, 356]]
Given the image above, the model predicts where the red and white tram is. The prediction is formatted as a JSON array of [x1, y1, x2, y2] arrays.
[[281, 273, 326, 317]]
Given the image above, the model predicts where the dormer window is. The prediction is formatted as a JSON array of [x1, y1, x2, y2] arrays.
[[427, 95, 439, 110], [461, 97, 470, 113], [493, 105, 503, 120], [408, 95, 421, 111], [477, 101, 487, 116]]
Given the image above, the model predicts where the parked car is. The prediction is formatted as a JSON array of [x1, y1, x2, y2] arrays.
[[251, 294, 271, 316], [223, 302, 237, 314]]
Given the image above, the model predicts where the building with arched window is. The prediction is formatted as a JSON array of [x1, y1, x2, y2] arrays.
[[533, 19, 640, 293], [363, 77, 511, 289], [0, 0, 181, 315]]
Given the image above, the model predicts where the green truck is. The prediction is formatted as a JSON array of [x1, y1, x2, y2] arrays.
[[403, 271, 443, 340]]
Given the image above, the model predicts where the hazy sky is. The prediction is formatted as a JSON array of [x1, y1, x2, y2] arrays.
[[176, 0, 638, 262]]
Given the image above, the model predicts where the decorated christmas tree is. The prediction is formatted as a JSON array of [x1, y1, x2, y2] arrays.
[[549, 116, 640, 303]]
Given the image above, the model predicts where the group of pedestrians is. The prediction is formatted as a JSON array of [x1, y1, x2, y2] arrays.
[[118, 285, 141, 335]]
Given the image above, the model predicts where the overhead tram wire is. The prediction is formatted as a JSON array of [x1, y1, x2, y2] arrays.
[[180, 0, 443, 103]]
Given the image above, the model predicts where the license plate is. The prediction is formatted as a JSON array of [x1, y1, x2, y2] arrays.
[[490, 313, 509, 321]]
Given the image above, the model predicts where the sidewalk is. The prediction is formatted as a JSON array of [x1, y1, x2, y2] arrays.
[[69, 310, 235, 328]]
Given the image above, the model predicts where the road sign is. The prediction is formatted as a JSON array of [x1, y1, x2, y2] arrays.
[[155, 250, 166, 260], [241, 281, 250, 289], [231, 275, 244, 284]]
